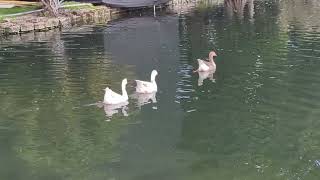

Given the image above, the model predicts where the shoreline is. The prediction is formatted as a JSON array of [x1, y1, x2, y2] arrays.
[[0, 0, 195, 37], [0, 5, 124, 36]]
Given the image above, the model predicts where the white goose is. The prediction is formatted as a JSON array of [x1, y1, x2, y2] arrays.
[[194, 50, 218, 73], [103, 78, 128, 105], [135, 70, 158, 93]]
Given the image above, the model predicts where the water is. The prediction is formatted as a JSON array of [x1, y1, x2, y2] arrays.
[[1, 0, 320, 179]]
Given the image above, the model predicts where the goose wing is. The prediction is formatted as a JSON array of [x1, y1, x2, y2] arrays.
[[197, 59, 210, 71], [105, 88, 122, 99], [135, 80, 153, 88]]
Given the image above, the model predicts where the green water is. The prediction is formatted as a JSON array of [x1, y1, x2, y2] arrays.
[[1, 0, 320, 179]]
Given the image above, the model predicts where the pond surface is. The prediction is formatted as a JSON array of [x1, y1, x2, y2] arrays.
[[1, 0, 320, 179]]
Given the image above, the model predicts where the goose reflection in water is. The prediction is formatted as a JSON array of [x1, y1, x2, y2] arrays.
[[197, 70, 216, 86], [131, 92, 157, 109], [95, 101, 129, 117]]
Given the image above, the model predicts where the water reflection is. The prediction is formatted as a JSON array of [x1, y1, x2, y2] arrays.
[[101, 101, 129, 117], [197, 70, 216, 86], [224, 0, 254, 20], [131, 92, 157, 108], [279, 0, 320, 32], [0, 0, 320, 179]]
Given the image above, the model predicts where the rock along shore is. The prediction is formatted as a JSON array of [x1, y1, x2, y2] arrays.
[[0, 0, 195, 37], [0, 6, 123, 36]]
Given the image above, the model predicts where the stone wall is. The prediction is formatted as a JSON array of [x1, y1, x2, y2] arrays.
[[0, 6, 123, 36], [0, 0, 200, 37]]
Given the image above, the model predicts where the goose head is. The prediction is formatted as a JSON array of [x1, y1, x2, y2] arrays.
[[209, 50, 217, 60], [122, 78, 128, 85]]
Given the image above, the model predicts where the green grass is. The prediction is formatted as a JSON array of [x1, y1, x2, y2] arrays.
[[64, 5, 97, 10], [62, 1, 97, 10], [0, 2, 97, 22], [63, 1, 86, 6], [0, 1, 97, 17], [0, 5, 40, 16]]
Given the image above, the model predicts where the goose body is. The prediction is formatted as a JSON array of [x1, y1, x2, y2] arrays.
[[103, 78, 128, 105], [195, 51, 217, 73], [135, 70, 158, 93]]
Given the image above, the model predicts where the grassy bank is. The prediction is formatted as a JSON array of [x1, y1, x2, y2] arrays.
[[63, 2, 98, 10], [0, 1, 95, 16], [0, 1, 95, 22], [0, 2, 118, 36], [0, 5, 40, 16], [0, 3, 41, 22]]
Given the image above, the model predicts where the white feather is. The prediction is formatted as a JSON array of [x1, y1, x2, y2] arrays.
[[197, 59, 210, 72], [103, 78, 128, 105]]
